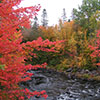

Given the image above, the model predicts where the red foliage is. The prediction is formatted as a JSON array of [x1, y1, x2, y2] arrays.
[[0, 0, 63, 99], [89, 30, 100, 66]]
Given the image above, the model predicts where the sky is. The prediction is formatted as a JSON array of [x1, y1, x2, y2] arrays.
[[20, 0, 82, 26]]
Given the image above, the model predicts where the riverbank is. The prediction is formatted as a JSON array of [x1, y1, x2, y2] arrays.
[[22, 68, 100, 100], [46, 66, 100, 81]]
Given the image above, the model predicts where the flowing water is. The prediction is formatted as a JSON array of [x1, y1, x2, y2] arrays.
[[20, 68, 100, 100]]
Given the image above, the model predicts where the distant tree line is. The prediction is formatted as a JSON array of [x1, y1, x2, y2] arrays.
[[22, 0, 100, 41]]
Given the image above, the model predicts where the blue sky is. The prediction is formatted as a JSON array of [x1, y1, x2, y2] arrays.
[[20, 0, 82, 26]]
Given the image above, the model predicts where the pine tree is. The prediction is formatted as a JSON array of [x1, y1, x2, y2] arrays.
[[41, 9, 48, 27], [32, 16, 39, 29], [62, 8, 67, 23], [31, 16, 40, 40]]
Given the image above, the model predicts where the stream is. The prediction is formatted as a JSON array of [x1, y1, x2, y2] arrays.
[[20, 68, 100, 100]]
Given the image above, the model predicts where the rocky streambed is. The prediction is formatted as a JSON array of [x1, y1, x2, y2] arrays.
[[20, 68, 100, 100]]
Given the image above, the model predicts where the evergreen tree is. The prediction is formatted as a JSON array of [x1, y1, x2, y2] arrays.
[[22, 16, 41, 41], [31, 16, 41, 40], [32, 16, 39, 29], [68, 19, 71, 22], [62, 8, 67, 23], [41, 9, 48, 27]]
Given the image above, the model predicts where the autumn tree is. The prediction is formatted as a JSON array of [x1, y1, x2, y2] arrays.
[[39, 26, 56, 41], [89, 30, 100, 71], [0, 0, 47, 99], [52, 21, 94, 69], [0, 0, 63, 99]]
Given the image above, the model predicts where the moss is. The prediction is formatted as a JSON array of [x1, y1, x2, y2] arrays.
[[93, 76, 100, 81]]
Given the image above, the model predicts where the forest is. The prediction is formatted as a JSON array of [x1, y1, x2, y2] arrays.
[[0, 0, 100, 100]]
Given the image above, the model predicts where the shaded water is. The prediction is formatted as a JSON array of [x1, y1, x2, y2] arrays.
[[21, 69, 100, 100]]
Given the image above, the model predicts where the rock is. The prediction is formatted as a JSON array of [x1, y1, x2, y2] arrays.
[[20, 69, 100, 100], [85, 69, 89, 73], [66, 68, 73, 72], [31, 75, 48, 85]]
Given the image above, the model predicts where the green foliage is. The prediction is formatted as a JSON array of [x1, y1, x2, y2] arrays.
[[72, 0, 100, 37], [0, 64, 5, 70], [26, 49, 62, 66], [83, 74, 90, 79], [0, 54, 5, 70]]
